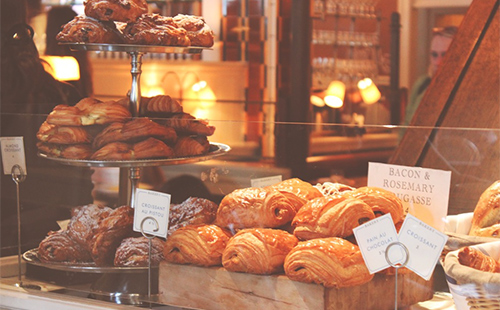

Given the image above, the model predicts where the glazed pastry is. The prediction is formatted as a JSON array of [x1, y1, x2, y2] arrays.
[[37, 122, 93, 144], [314, 182, 355, 196], [91, 137, 175, 160], [292, 195, 375, 240], [114, 236, 165, 267], [84, 0, 148, 23], [164, 224, 232, 267], [56, 15, 124, 43], [168, 197, 218, 236], [122, 13, 190, 46], [222, 228, 298, 274], [469, 181, 500, 237], [67, 204, 112, 251], [284, 237, 374, 288], [216, 187, 297, 230], [267, 178, 323, 212], [158, 113, 215, 136], [458, 246, 500, 272], [37, 142, 94, 160], [38, 230, 92, 263], [343, 187, 404, 224], [91, 205, 134, 266], [47, 98, 131, 126], [92, 117, 177, 149], [173, 136, 210, 157], [172, 14, 214, 47]]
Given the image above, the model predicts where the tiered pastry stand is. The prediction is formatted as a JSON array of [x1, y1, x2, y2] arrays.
[[29, 43, 230, 305]]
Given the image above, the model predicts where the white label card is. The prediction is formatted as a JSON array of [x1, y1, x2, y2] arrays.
[[367, 162, 451, 231], [251, 175, 282, 188], [398, 214, 448, 280], [0, 137, 27, 176], [133, 189, 171, 238], [353, 214, 401, 274]]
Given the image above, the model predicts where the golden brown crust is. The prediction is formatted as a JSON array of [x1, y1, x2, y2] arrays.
[[284, 237, 374, 288], [168, 197, 219, 236], [123, 14, 190, 46], [84, 0, 148, 23], [37, 122, 93, 144], [37, 142, 94, 160], [342, 187, 404, 224], [114, 236, 165, 267], [172, 14, 214, 47], [267, 178, 324, 212], [38, 230, 92, 263], [164, 224, 232, 267], [91, 137, 175, 160], [470, 181, 500, 237], [159, 113, 215, 136], [458, 246, 500, 272], [292, 196, 375, 240], [222, 228, 298, 274], [216, 187, 297, 230], [173, 136, 210, 157], [56, 15, 124, 43]]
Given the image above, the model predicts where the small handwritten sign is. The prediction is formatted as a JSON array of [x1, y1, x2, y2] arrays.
[[0, 137, 27, 176], [133, 189, 171, 238], [367, 162, 451, 231], [251, 175, 282, 188]]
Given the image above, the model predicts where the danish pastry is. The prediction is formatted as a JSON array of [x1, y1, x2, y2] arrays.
[[172, 14, 214, 47], [458, 246, 500, 273], [122, 13, 190, 46], [38, 230, 92, 263], [222, 228, 298, 274], [343, 187, 404, 224], [284, 237, 373, 288], [84, 0, 148, 23], [114, 236, 165, 267], [56, 15, 124, 43], [164, 224, 232, 267], [469, 181, 500, 237]]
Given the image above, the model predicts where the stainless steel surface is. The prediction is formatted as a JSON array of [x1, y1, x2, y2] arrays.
[[60, 43, 207, 54], [38, 142, 231, 168]]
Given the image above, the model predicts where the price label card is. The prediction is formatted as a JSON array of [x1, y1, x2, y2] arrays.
[[367, 162, 451, 231], [251, 175, 282, 188], [133, 189, 171, 238], [398, 214, 448, 280], [0, 137, 27, 175], [353, 214, 401, 274]]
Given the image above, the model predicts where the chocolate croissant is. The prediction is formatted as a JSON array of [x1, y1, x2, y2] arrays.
[[222, 228, 298, 274], [343, 187, 404, 224], [284, 237, 373, 288], [267, 178, 324, 212], [292, 195, 375, 240], [469, 181, 500, 238], [216, 187, 297, 230], [458, 246, 500, 273], [164, 224, 232, 267], [56, 15, 124, 44]]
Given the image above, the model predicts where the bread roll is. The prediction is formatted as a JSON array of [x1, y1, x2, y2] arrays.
[[469, 181, 500, 237]]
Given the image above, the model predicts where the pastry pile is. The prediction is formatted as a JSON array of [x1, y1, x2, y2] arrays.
[[457, 246, 500, 273], [469, 180, 500, 238], [164, 178, 407, 288], [36, 95, 215, 160], [56, 0, 214, 47]]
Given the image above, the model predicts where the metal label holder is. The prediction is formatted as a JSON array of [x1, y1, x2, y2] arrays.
[[384, 241, 410, 310]]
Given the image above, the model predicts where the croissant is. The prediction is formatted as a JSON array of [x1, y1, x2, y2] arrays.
[[84, 0, 148, 23], [216, 187, 297, 230], [114, 236, 165, 267], [159, 113, 215, 136], [267, 178, 324, 212], [164, 224, 232, 267], [343, 187, 404, 224], [37, 122, 93, 144], [458, 246, 500, 272], [37, 142, 94, 160], [469, 181, 500, 237], [292, 195, 375, 240], [91, 138, 175, 160], [38, 230, 92, 263], [222, 228, 298, 274], [173, 136, 210, 157], [284, 237, 374, 288]]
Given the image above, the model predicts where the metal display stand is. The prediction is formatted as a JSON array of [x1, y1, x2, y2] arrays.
[[385, 241, 410, 310]]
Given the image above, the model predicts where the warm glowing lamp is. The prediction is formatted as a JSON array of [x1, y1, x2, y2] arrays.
[[310, 94, 325, 107], [357, 78, 381, 105], [324, 80, 345, 108], [142, 85, 165, 97], [192, 81, 216, 109], [41, 56, 80, 81]]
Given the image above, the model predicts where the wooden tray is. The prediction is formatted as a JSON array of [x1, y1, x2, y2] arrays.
[[158, 262, 434, 310]]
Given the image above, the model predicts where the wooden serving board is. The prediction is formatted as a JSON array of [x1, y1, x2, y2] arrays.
[[158, 262, 433, 310]]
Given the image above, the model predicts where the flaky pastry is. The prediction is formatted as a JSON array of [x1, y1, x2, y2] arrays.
[[469, 181, 500, 237], [84, 0, 148, 23], [267, 178, 323, 212], [458, 246, 500, 273]]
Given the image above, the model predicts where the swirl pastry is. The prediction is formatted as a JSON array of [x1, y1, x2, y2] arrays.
[[172, 14, 215, 47], [47, 98, 131, 126], [292, 195, 375, 240], [122, 14, 190, 46], [38, 230, 92, 263], [37, 122, 93, 144], [343, 187, 404, 224], [173, 136, 210, 157], [84, 0, 148, 23], [36, 142, 94, 160], [168, 197, 219, 236], [267, 178, 323, 212], [67, 204, 113, 251], [284, 237, 373, 288], [91, 205, 134, 266], [216, 187, 297, 230], [222, 228, 298, 275], [469, 181, 500, 237], [158, 113, 215, 136], [114, 236, 165, 267], [56, 15, 124, 43], [91, 137, 175, 160], [458, 246, 500, 272], [164, 224, 232, 267], [92, 117, 177, 149]]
